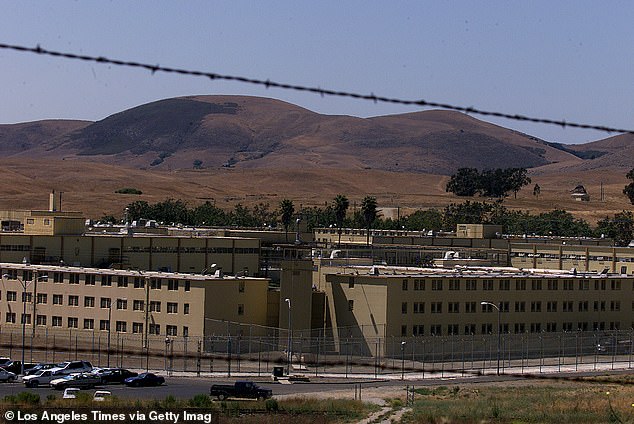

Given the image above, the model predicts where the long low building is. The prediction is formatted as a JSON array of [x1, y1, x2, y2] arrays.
[[0, 262, 272, 343], [322, 264, 634, 355]]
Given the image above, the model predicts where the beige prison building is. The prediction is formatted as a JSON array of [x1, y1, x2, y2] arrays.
[[321, 265, 634, 353], [0, 262, 272, 342]]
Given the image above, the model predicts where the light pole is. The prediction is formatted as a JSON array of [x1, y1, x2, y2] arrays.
[[107, 302, 112, 367], [2, 273, 44, 376], [401, 341, 406, 380], [285, 298, 292, 375], [481, 301, 501, 375]]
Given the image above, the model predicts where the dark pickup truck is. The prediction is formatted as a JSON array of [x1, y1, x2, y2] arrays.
[[210, 381, 272, 400]]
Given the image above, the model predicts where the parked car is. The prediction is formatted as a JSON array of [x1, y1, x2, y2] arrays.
[[0, 368, 17, 383], [48, 361, 93, 376], [50, 373, 100, 390], [99, 368, 138, 384], [124, 372, 165, 387], [0, 358, 12, 368], [93, 390, 112, 402], [209, 381, 272, 400], [2, 361, 36, 375], [26, 363, 57, 376], [23, 369, 59, 387], [63, 388, 80, 399]]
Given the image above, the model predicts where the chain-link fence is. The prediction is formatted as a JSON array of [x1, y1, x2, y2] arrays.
[[1, 325, 633, 378]]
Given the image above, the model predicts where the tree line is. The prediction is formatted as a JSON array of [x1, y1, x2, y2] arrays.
[[99, 196, 633, 247], [445, 167, 531, 198]]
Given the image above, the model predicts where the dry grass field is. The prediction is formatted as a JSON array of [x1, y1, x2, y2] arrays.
[[0, 158, 630, 224]]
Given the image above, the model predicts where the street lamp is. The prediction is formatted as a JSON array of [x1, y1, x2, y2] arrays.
[[285, 298, 292, 375], [400, 341, 406, 380], [481, 301, 501, 375], [2, 272, 45, 375]]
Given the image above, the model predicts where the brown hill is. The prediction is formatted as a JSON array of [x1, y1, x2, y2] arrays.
[[3, 95, 586, 174]]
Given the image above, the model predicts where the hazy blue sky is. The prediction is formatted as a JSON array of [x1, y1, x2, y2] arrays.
[[2, 1, 633, 144]]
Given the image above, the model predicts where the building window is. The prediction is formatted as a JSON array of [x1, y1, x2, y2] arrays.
[[348, 300, 354, 311], [149, 301, 161, 312], [68, 295, 79, 306], [448, 279, 460, 291], [431, 302, 442, 314], [514, 323, 526, 333], [611, 301, 621, 312], [530, 301, 542, 312], [166, 325, 177, 336], [464, 324, 476, 335], [563, 279, 574, 290], [430, 325, 441, 336], [432, 279, 443, 291], [499, 280, 510, 291], [100, 320, 110, 331], [547, 301, 558, 312], [414, 279, 425, 290], [183, 327, 189, 337], [101, 275, 112, 287], [402, 280, 408, 291], [116, 299, 127, 310], [184, 281, 190, 292], [401, 302, 408, 314], [237, 304, 245, 315], [5, 312, 16, 323], [84, 319, 94, 330], [483, 280, 493, 291], [36, 293, 48, 304], [52, 316, 62, 327], [466, 279, 477, 291], [67, 317, 78, 328], [515, 279, 526, 290], [132, 322, 143, 334], [36, 315, 47, 326], [168, 279, 179, 291], [562, 301, 573, 312], [84, 274, 96, 285], [578, 301, 588, 312], [401, 325, 407, 336], [413, 302, 424, 313], [116, 321, 127, 332], [238, 281, 245, 293], [531, 280, 542, 290], [150, 279, 161, 290], [53, 272, 63, 283], [100, 298, 112, 309], [530, 323, 542, 333], [448, 324, 459, 335], [7, 291, 16, 302], [611, 279, 622, 290], [84, 296, 95, 308], [133, 300, 144, 311], [167, 302, 178, 314], [546, 322, 557, 332], [149, 324, 160, 335], [481, 323, 493, 334], [117, 277, 128, 287], [21, 314, 31, 325], [500, 301, 509, 312], [69, 274, 80, 284], [413, 325, 424, 336], [547, 279, 558, 290], [22, 292, 32, 303], [448, 302, 460, 313], [515, 301, 526, 312], [184, 303, 190, 315], [53, 294, 63, 305], [466, 302, 476, 313], [133, 277, 145, 289]]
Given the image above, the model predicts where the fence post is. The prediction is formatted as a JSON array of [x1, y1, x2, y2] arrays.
[[196, 339, 201, 377]]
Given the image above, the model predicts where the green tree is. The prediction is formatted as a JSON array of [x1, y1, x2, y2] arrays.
[[596, 211, 634, 247], [360, 196, 378, 246], [126, 200, 152, 221], [624, 168, 634, 205], [279, 199, 295, 242], [402, 209, 443, 231], [445, 168, 481, 196], [333, 194, 350, 246], [192, 201, 226, 226], [533, 183, 541, 200], [508, 168, 531, 199]]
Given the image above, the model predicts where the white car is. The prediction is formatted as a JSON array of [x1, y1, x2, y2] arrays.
[[93, 390, 112, 402], [48, 361, 93, 376], [23, 369, 58, 387], [0, 368, 16, 383], [63, 388, 80, 399]]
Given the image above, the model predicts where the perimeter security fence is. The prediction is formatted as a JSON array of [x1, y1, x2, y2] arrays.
[[1, 323, 633, 378]]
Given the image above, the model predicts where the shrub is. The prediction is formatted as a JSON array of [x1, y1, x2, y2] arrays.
[[115, 188, 143, 195], [265, 399, 279, 411]]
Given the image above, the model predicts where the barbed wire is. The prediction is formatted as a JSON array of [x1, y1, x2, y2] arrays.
[[2, 42, 634, 135]]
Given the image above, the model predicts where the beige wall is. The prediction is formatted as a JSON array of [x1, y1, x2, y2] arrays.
[[279, 259, 314, 332]]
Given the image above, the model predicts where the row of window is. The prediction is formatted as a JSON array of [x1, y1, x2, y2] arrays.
[[1, 271, 192, 291], [4, 313, 188, 336], [403, 321, 623, 336], [399, 278, 623, 291], [0, 293, 190, 314], [399, 300, 623, 314]]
